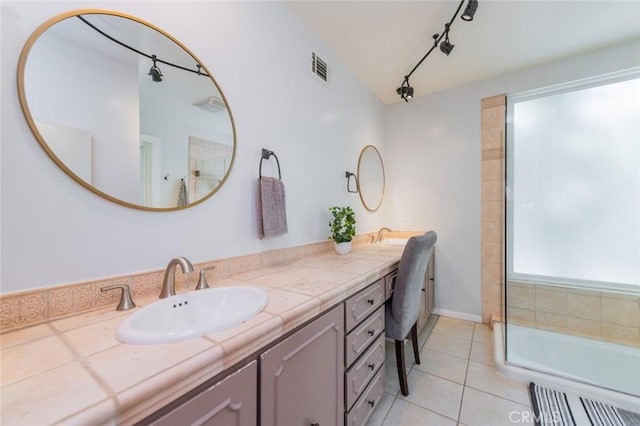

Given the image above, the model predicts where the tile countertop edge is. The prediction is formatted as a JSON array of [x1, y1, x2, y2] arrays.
[[117, 344, 227, 425], [0, 246, 404, 425]]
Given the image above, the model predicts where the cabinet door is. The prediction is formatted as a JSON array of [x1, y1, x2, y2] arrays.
[[418, 279, 428, 332], [261, 304, 344, 426], [427, 250, 435, 314], [150, 361, 257, 426], [384, 271, 397, 301], [417, 251, 435, 333]]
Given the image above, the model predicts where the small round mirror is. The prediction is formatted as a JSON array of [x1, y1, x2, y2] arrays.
[[17, 9, 236, 211], [357, 145, 385, 212]]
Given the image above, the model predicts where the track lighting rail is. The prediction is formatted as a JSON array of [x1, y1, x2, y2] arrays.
[[396, 0, 478, 102], [76, 15, 209, 78]]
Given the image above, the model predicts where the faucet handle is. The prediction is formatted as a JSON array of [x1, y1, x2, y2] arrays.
[[101, 284, 136, 311], [196, 266, 216, 291]]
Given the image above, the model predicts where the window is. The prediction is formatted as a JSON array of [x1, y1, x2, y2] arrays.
[[506, 69, 640, 291]]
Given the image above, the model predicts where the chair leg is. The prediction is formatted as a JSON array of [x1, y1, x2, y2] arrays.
[[395, 339, 409, 396], [411, 322, 420, 365]]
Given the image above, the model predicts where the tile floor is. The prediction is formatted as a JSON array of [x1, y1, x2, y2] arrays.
[[367, 315, 534, 426]]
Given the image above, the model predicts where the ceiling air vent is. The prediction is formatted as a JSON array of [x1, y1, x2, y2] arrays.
[[312, 52, 328, 82], [193, 96, 226, 112]]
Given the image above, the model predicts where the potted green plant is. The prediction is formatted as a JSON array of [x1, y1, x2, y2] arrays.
[[329, 206, 356, 255]]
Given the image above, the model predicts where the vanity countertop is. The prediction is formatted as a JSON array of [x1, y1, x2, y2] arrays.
[[0, 243, 404, 425]]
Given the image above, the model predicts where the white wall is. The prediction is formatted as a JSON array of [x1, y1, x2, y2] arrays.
[[138, 61, 234, 206], [0, 1, 386, 293], [25, 22, 140, 203], [6, 2, 637, 320], [384, 39, 640, 318]]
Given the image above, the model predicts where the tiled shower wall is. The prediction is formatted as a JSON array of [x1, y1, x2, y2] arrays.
[[480, 95, 506, 324], [508, 282, 640, 348], [480, 94, 640, 348]]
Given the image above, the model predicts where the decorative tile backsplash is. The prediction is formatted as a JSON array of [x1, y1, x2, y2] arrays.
[[0, 292, 47, 330], [0, 231, 408, 333]]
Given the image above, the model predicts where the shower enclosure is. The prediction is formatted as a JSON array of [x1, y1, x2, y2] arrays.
[[503, 69, 640, 399]]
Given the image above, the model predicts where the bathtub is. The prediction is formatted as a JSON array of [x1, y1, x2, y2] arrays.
[[494, 323, 640, 413]]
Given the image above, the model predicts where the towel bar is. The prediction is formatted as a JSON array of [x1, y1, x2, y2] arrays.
[[259, 148, 281, 179], [345, 171, 359, 193]]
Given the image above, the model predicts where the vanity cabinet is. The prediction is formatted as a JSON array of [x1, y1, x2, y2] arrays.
[[141, 272, 399, 426], [384, 270, 397, 300], [261, 304, 344, 426], [344, 278, 386, 425], [417, 251, 435, 333], [148, 361, 257, 426]]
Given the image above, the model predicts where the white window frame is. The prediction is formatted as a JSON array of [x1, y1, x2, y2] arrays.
[[506, 67, 640, 295]]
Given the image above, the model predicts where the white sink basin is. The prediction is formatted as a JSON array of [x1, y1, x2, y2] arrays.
[[382, 238, 408, 246], [117, 286, 268, 345]]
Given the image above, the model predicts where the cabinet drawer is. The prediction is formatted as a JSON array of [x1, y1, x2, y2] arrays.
[[345, 333, 385, 409], [345, 367, 385, 426], [385, 271, 397, 300], [345, 279, 385, 332], [345, 305, 384, 366]]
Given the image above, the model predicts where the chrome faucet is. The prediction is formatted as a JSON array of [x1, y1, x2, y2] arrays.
[[376, 227, 392, 243], [159, 256, 194, 298]]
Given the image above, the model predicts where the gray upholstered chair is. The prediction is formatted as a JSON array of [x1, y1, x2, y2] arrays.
[[385, 231, 437, 396]]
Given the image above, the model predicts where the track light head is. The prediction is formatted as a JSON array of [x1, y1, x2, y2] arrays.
[[149, 66, 163, 82], [396, 78, 414, 102], [148, 55, 163, 82], [440, 40, 455, 55], [440, 25, 455, 55], [461, 0, 478, 21]]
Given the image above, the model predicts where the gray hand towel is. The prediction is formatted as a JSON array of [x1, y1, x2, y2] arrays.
[[177, 178, 188, 207], [258, 177, 288, 239]]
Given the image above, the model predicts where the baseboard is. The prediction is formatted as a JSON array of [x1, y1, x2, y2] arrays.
[[432, 308, 482, 323]]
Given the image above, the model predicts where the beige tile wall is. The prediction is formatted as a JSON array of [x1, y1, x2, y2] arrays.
[[481, 95, 506, 324], [508, 282, 640, 348]]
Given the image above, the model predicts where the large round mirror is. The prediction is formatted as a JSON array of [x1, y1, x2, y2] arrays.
[[357, 145, 385, 212], [18, 9, 236, 211]]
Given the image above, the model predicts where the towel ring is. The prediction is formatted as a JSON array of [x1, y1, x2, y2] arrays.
[[259, 148, 281, 179]]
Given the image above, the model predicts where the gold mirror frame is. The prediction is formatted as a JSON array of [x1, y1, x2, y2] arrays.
[[17, 9, 237, 211], [357, 145, 385, 212]]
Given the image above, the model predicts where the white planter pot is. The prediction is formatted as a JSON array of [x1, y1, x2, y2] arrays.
[[334, 241, 352, 255]]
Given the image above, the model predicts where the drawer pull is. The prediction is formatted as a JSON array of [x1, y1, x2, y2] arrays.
[[367, 298, 375, 305], [310, 423, 319, 426], [368, 363, 376, 370], [368, 400, 375, 407], [367, 329, 375, 336]]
